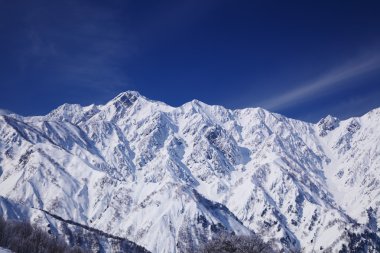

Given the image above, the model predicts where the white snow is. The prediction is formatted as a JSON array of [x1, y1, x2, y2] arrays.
[[0, 248, 13, 253]]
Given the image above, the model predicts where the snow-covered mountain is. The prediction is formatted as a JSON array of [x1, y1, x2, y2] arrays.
[[0, 91, 379, 252]]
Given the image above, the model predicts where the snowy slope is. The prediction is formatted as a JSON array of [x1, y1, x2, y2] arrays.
[[0, 248, 13, 253], [0, 91, 379, 252]]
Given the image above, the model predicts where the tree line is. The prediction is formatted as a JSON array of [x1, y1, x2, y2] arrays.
[[0, 217, 87, 253], [200, 233, 275, 253]]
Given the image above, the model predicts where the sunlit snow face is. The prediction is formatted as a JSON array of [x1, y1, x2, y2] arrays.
[[0, 92, 379, 253]]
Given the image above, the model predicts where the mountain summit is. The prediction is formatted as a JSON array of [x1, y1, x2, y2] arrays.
[[0, 92, 379, 252]]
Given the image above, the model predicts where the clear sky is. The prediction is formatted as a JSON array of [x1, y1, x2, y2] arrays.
[[1, 0, 380, 122]]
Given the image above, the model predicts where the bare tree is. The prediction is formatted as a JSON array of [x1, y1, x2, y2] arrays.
[[200, 233, 275, 253]]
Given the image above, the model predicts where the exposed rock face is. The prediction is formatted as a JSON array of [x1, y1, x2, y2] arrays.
[[317, 115, 340, 136], [0, 91, 379, 252]]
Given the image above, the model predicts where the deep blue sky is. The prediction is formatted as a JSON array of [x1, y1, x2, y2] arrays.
[[1, 0, 380, 122]]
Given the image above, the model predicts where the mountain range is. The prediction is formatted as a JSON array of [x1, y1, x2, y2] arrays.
[[0, 91, 379, 252]]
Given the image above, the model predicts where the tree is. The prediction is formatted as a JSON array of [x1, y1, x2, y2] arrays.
[[200, 233, 275, 253]]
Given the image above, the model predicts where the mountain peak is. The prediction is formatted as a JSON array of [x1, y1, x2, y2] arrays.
[[113, 90, 141, 100], [108, 90, 142, 107], [0, 108, 14, 116], [317, 114, 340, 136]]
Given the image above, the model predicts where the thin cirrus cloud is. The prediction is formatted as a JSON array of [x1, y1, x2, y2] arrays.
[[260, 55, 380, 110], [19, 1, 134, 94]]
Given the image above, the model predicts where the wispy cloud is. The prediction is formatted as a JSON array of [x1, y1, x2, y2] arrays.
[[260, 55, 380, 110], [19, 1, 135, 94]]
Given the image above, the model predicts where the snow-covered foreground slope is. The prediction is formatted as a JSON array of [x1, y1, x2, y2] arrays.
[[0, 91, 379, 252], [0, 247, 13, 253]]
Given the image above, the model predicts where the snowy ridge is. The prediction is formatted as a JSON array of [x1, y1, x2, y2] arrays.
[[0, 91, 379, 252]]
